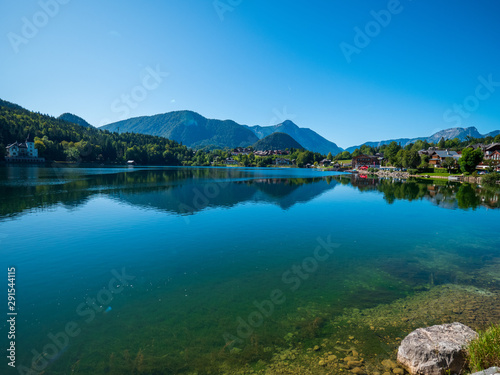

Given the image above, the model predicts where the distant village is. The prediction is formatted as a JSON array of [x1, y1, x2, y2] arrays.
[[215, 143, 500, 174], [347, 143, 500, 171], [349, 143, 500, 172]]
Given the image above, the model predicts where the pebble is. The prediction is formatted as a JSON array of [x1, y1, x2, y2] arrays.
[[382, 359, 397, 369], [350, 367, 365, 375], [347, 360, 363, 368]]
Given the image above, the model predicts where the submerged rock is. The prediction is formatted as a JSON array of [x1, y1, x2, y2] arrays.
[[470, 367, 500, 375], [397, 322, 477, 375]]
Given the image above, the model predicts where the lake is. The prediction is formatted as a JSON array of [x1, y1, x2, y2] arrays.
[[1, 165, 499, 375]]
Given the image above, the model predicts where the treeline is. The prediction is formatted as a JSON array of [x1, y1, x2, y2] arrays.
[[224, 149, 325, 168]]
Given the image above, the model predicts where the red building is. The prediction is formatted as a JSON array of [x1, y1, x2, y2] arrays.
[[352, 155, 380, 168]]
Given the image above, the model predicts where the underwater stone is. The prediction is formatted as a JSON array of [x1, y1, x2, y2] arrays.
[[350, 367, 365, 374], [469, 367, 500, 375], [397, 322, 477, 375]]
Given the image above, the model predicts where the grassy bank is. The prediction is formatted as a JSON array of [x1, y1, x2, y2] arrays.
[[467, 324, 500, 373]]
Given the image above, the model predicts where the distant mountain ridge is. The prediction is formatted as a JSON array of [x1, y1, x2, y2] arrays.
[[345, 126, 500, 153], [245, 120, 342, 155], [101, 111, 342, 154], [252, 132, 304, 151], [101, 111, 259, 149], [58, 113, 93, 128]]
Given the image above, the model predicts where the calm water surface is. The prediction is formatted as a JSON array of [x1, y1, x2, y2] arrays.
[[0, 166, 499, 374]]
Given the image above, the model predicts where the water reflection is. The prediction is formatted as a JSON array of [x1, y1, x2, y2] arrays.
[[1, 167, 499, 221], [335, 174, 500, 210], [0, 166, 339, 219]]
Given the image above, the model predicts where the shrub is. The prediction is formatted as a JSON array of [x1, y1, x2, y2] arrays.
[[467, 324, 500, 372], [481, 173, 500, 186], [407, 169, 418, 175]]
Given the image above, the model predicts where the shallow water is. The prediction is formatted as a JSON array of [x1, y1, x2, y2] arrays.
[[0, 166, 499, 374]]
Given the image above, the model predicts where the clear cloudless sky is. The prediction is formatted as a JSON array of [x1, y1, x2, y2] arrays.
[[1, 0, 500, 148]]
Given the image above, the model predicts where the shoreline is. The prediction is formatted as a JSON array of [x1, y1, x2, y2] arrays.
[[346, 169, 485, 184]]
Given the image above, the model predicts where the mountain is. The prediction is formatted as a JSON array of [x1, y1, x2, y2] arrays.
[[58, 113, 93, 128], [486, 130, 500, 138], [101, 112, 342, 155], [345, 126, 498, 153], [100, 110, 259, 149], [252, 132, 303, 151], [246, 120, 342, 155], [425, 127, 483, 143]]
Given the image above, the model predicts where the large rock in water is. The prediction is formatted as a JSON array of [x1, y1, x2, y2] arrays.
[[397, 322, 478, 375]]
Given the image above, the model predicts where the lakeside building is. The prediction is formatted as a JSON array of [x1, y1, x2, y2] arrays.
[[231, 147, 253, 156], [275, 158, 293, 166], [352, 155, 381, 169], [5, 137, 45, 163], [428, 150, 460, 167], [484, 143, 500, 160], [319, 158, 331, 166]]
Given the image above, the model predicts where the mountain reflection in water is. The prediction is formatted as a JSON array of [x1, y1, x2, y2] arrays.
[[1, 166, 499, 221]]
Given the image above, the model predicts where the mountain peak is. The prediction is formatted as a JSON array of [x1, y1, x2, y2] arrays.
[[346, 125, 494, 152], [280, 120, 298, 127], [253, 132, 304, 150], [58, 113, 93, 128]]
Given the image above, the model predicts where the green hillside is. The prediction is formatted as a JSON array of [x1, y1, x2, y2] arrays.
[[252, 132, 304, 150], [0, 99, 193, 165], [100, 110, 259, 149]]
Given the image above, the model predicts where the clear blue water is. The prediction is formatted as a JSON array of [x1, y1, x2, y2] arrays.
[[0, 166, 499, 374]]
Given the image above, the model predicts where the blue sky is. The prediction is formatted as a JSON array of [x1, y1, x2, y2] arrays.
[[1, 0, 500, 148]]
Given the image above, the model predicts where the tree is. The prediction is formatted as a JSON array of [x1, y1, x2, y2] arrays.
[[393, 149, 404, 168], [339, 150, 351, 160], [34, 139, 46, 154], [327, 152, 333, 161], [64, 146, 81, 161], [359, 144, 374, 155], [384, 141, 402, 165], [296, 150, 314, 167], [441, 157, 457, 173], [419, 154, 430, 169], [438, 137, 446, 149], [401, 150, 420, 169], [459, 148, 483, 174]]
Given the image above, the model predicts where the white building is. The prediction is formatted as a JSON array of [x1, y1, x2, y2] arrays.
[[5, 137, 45, 163]]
